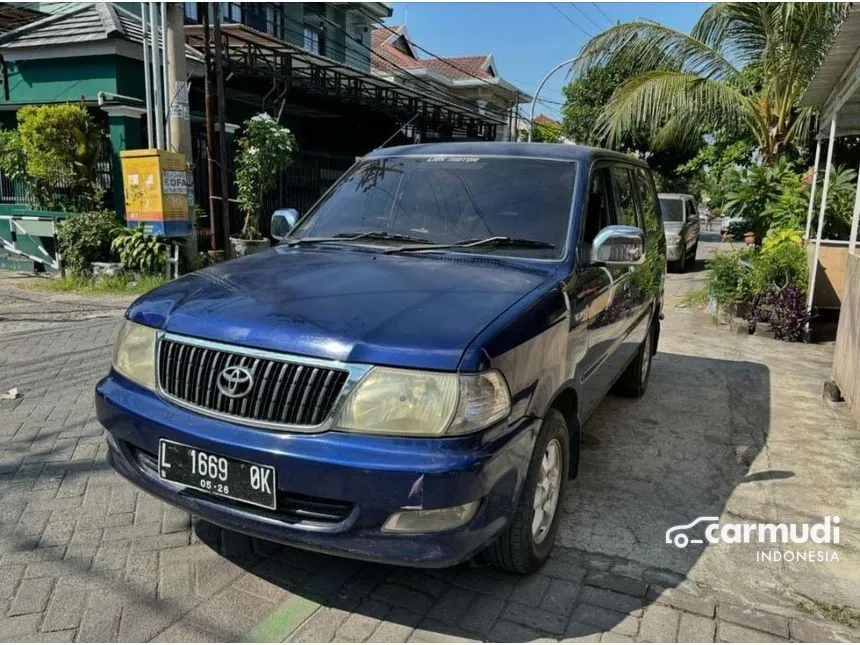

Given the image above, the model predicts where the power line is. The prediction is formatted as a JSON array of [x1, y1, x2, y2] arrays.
[[548, 3, 592, 40], [354, 6, 516, 98], [567, 3, 603, 33], [591, 2, 614, 27]]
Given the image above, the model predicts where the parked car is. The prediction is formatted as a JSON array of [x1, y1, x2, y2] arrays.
[[659, 192, 700, 272], [720, 212, 748, 240], [96, 143, 666, 573]]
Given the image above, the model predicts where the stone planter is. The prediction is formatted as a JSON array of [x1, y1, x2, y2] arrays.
[[229, 237, 270, 257], [91, 261, 123, 278]]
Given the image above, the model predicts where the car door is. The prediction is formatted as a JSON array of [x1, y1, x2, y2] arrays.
[[685, 197, 700, 250], [568, 164, 627, 419], [632, 166, 665, 324], [607, 165, 650, 368]]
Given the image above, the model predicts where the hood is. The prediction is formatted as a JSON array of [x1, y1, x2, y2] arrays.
[[127, 245, 559, 371]]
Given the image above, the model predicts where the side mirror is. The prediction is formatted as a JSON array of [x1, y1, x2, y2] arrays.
[[271, 208, 299, 241], [590, 225, 646, 266]]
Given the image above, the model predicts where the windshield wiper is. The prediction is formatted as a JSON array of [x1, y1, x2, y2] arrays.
[[384, 236, 556, 254], [284, 231, 432, 246]]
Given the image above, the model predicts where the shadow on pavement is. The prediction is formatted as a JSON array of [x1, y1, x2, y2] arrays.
[[199, 350, 771, 641]]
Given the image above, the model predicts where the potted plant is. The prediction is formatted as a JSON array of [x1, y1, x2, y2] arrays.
[[231, 113, 297, 257]]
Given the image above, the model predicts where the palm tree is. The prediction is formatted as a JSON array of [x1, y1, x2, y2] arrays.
[[574, 3, 847, 164]]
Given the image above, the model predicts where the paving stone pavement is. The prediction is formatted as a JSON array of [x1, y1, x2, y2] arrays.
[[2, 261, 860, 642]]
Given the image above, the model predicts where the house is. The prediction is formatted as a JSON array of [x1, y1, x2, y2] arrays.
[[799, 4, 860, 423], [0, 2, 507, 237], [370, 25, 529, 141]]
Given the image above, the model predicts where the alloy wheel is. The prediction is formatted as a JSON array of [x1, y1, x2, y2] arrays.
[[532, 438, 562, 544]]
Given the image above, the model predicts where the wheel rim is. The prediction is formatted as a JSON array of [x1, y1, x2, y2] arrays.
[[532, 438, 562, 544], [641, 331, 652, 384]]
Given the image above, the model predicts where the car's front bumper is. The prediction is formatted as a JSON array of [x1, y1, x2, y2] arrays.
[[95, 371, 539, 568]]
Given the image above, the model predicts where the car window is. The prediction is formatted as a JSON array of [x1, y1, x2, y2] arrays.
[[582, 168, 614, 244], [686, 198, 698, 220], [636, 169, 662, 234], [290, 156, 578, 259], [610, 166, 640, 228], [659, 198, 684, 222]]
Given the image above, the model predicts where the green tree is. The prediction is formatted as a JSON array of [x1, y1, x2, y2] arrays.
[[521, 118, 563, 143], [675, 131, 755, 211], [562, 51, 642, 146], [561, 49, 701, 179], [574, 3, 848, 164]]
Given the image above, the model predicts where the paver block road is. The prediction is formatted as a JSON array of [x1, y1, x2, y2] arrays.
[[1, 249, 859, 642]]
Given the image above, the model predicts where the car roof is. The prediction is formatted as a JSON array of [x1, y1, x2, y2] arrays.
[[364, 141, 649, 166], [658, 193, 694, 200]]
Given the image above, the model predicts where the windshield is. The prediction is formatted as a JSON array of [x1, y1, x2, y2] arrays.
[[289, 156, 578, 259], [659, 198, 684, 223]]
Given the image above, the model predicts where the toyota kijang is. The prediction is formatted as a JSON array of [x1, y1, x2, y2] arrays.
[[96, 142, 666, 573]]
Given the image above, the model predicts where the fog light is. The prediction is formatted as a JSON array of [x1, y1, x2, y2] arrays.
[[382, 501, 480, 533]]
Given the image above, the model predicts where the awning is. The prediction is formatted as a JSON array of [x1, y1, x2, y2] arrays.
[[800, 5, 860, 137], [185, 23, 504, 138]]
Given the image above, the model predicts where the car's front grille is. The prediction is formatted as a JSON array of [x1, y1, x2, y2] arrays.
[[157, 337, 349, 427], [132, 446, 354, 527]]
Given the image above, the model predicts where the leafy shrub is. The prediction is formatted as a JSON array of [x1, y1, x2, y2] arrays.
[[762, 228, 803, 254], [708, 249, 754, 306], [767, 285, 809, 341], [724, 158, 801, 242], [57, 211, 121, 276], [0, 130, 28, 183], [708, 231, 809, 341], [111, 227, 166, 275], [813, 165, 858, 240], [747, 237, 808, 297], [235, 113, 296, 239], [16, 104, 105, 212]]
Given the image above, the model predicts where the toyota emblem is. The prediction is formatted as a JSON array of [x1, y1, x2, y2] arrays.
[[217, 365, 254, 398]]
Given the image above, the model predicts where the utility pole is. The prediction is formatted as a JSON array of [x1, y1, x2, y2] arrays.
[[213, 3, 232, 258], [149, 2, 164, 149], [202, 3, 218, 252], [165, 1, 197, 260]]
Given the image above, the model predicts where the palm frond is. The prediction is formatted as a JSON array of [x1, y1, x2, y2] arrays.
[[574, 21, 741, 83], [596, 70, 756, 149]]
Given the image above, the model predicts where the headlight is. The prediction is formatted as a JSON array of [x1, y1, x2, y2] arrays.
[[334, 367, 511, 436], [113, 319, 157, 390]]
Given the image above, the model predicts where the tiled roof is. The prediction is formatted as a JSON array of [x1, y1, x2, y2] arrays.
[[371, 27, 496, 82], [0, 2, 203, 61], [534, 114, 560, 126], [370, 25, 422, 75], [423, 55, 493, 80]]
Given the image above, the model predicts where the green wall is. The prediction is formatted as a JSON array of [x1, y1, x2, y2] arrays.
[[5, 56, 118, 104]]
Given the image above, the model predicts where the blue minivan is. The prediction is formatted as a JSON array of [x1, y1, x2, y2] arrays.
[[96, 143, 665, 573]]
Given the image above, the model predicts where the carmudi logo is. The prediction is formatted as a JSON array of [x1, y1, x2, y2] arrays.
[[665, 516, 840, 563]]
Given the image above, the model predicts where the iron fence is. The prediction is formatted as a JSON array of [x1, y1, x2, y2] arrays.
[[0, 136, 115, 209]]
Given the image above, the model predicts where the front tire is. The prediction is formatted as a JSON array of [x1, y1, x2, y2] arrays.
[[485, 409, 569, 573]]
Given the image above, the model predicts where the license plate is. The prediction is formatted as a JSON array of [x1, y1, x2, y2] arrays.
[[158, 439, 276, 510]]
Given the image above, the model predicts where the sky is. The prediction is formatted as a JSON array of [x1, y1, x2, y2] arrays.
[[387, 2, 710, 122]]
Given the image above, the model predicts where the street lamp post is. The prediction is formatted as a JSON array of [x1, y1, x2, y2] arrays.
[[528, 57, 577, 142]]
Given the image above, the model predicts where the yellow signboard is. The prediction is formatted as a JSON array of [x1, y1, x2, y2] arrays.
[[120, 149, 191, 237]]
